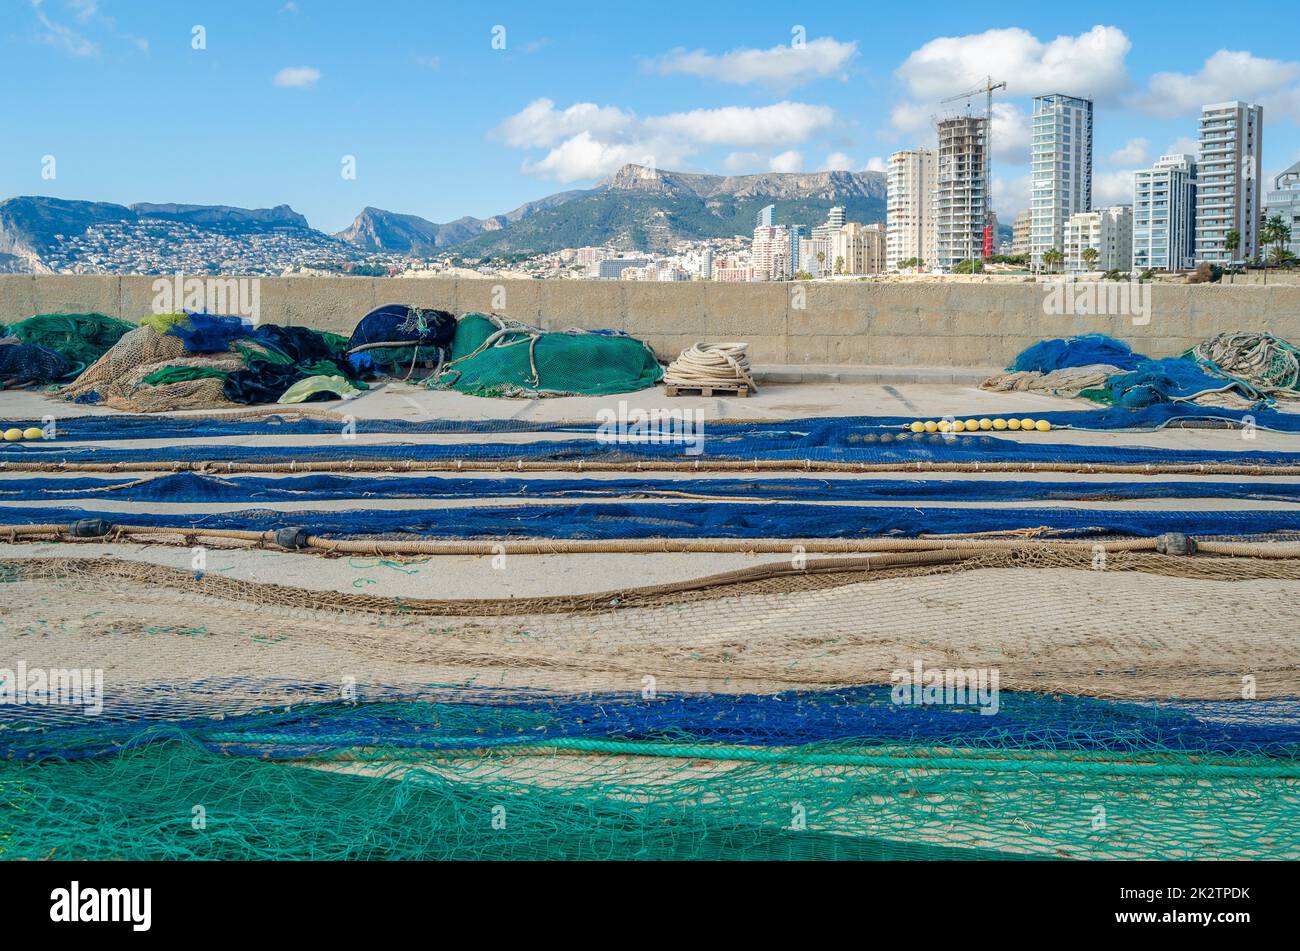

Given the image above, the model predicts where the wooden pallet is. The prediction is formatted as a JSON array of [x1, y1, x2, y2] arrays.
[[664, 383, 749, 398]]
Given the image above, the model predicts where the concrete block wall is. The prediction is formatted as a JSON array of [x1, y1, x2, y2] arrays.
[[3, 274, 1299, 369]]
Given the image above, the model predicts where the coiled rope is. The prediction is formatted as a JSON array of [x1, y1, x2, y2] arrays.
[[663, 342, 756, 392]]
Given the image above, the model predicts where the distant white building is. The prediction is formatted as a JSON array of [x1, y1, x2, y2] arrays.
[[1133, 154, 1198, 271], [831, 222, 886, 275], [886, 149, 937, 269], [592, 257, 651, 279], [1195, 101, 1264, 263], [752, 224, 792, 280], [1064, 205, 1133, 273]]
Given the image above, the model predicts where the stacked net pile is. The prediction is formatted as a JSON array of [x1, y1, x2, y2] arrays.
[[430, 313, 664, 398], [56, 316, 364, 412]]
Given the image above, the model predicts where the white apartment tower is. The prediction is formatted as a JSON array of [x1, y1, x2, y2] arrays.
[[1064, 205, 1133, 272], [1030, 94, 1094, 268], [886, 149, 937, 269], [934, 115, 987, 269], [1195, 101, 1264, 264], [1132, 154, 1197, 271]]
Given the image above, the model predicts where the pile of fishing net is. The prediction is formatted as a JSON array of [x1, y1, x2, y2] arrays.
[[429, 313, 663, 398], [984, 332, 1298, 409], [0, 313, 133, 388], [59, 312, 367, 412], [345, 304, 456, 379]]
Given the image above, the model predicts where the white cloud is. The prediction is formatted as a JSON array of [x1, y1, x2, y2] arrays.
[[495, 99, 836, 182], [897, 25, 1131, 102], [1094, 169, 1136, 207], [523, 132, 665, 182], [31, 0, 98, 56], [653, 36, 857, 89], [992, 174, 1032, 221], [889, 102, 933, 137], [989, 102, 1030, 162], [1108, 138, 1150, 165], [863, 156, 888, 173], [769, 150, 804, 173], [821, 152, 855, 171], [1166, 136, 1200, 157], [1132, 50, 1300, 120], [274, 66, 321, 88], [644, 102, 834, 147], [721, 151, 764, 173]]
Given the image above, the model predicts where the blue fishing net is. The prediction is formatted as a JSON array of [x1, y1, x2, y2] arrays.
[[6, 501, 1300, 539], [1010, 333, 1146, 373], [7, 472, 1300, 505]]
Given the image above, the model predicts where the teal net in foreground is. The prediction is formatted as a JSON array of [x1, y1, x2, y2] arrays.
[[3, 693, 1297, 861]]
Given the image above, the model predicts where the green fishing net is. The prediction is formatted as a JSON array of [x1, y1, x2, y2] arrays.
[[2, 313, 134, 368], [430, 313, 664, 398]]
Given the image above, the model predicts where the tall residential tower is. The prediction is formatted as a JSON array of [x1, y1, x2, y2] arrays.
[[886, 148, 937, 269], [1195, 101, 1264, 263], [1132, 154, 1198, 271], [1029, 94, 1094, 268]]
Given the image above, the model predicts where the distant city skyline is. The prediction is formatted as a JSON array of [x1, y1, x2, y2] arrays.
[[6, 1, 1300, 233]]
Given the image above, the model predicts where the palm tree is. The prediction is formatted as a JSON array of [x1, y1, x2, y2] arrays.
[[1081, 247, 1100, 271], [1224, 229, 1240, 261], [1042, 248, 1064, 274]]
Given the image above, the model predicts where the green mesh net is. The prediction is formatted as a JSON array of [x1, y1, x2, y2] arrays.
[[429, 313, 664, 398], [3, 728, 1296, 861], [1, 313, 134, 370]]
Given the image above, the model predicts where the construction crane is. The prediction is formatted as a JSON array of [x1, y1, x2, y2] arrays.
[[941, 76, 1006, 260]]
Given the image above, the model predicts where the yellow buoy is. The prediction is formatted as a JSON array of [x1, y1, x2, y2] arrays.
[[963, 419, 979, 432], [909, 421, 925, 433], [992, 418, 1007, 430], [979, 418, 992, 430], [1035, 419, 1052, 432], [1020, 418, 1036, 431], [923, 420, 938, 433], [952, 420, 966, 432], [3, 428, 23, 441], [938, 420, 952, 433], [1007, 418, 1022, 430], [22, 427, 44, 440]]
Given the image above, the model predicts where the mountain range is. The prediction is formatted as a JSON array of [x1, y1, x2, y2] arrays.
[[0, 164, 898, 271], [335, 165, 888, 256]]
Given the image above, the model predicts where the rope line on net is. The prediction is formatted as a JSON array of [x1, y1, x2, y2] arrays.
[[6, 458, 1300, 476], [475, 737, 1300, 778], [5, 522, 1300, 558], [4, 546, 1300, 618]]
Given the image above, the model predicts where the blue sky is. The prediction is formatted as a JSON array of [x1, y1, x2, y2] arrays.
[[5, 0, 1300, 233]]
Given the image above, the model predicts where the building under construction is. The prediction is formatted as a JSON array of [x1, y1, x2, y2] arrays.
[[935, 115, 988, 268]]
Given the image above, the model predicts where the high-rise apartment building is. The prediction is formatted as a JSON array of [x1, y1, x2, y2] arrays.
[[1030, 94, 1093, 268], [1064, 205, 1133, 272], [756, 204, 776, 228], [752, 224, 792, 280], [934, 115, 987, 269], [1132, 153, 1198, 271], [886, 148, 937, 269], [1195, 101, 1263, 263], [1265, 160, 1300, 259]]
